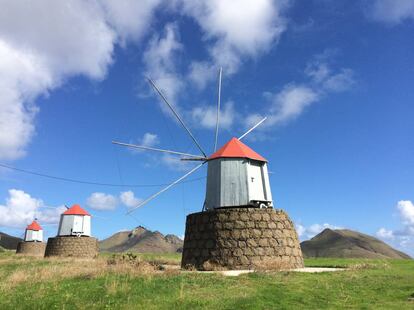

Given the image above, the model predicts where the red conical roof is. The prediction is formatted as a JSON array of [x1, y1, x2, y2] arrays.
[[26, 220, 42, 231], [63, 204, 90, 216], [209, 137, 267, 162]]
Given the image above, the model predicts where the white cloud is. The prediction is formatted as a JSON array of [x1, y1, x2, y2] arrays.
[[246, 50, 355, 132], [0, 189, 65, 228], [376, 200, 414, 256], [188, 61, 217, 90], [376, 227, 395, 239], [120, 191, 141, 208], [248, 84, 319, 128], [295, 224, 306, 238], [128, 133, 160, 155], [0, 1, 160, 161], [296, 222, 341, 239], [86, 192, 118, 211], [141, 133, 160, 147], [268, 84, 319, 126], [191, 101, 236, 130], [101, 0, 162, 45], [397, 200, 414, 225], [181, 0, 289, 86], [305, 54, 354, 92], [370, 0, 414, 24], [160, 153, 193, 172], [143, 23, 184, 108]]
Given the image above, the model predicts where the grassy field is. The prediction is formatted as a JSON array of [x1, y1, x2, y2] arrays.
[[0, 251, 413, 309]]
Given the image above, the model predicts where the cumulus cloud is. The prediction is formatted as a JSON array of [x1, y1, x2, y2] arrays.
[[0, 189, 65, 228], [86, 191, 142, 211], [188, 61, 217, 90], [86, 192, 118, 211], [376, 200, 414, 256], [305, 52, 355, 92], [246, 50, 355, 131], [191, 101, 236, 130], [101, 0, 162, 45], [181, 0, 290, 86], [268, 84, 319, 126], [397, 200, 414, 225], [0, 1, 161, 161], [120, 191, 142, 208], [296, 223, 342, 239], [376, 227, 395, 239], [370, 0, 414, 24], [141, 133, 160, 147], [143, 23, 184, 108]]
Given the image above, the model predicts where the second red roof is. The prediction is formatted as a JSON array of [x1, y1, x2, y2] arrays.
[[26, 220, 42, 231]]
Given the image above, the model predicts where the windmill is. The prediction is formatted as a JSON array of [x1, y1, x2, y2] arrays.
[[114, 69, 304, 270], [113, 68, 272, 214], [16, 219, 46, 256], [44, 204, 98, 258]]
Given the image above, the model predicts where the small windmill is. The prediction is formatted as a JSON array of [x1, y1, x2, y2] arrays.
[[113, 68, 272, 214], [24, 219, 43, 242]]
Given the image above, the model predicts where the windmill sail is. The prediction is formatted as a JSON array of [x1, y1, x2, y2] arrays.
[[213, 67, 222, 152], [127, 162, 205, 214], [238, 117, 267, 140], [112, 141, 206, 159], [147, 78, 207, 157]]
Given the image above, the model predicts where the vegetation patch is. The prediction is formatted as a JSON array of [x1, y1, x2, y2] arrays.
[[0, 252, 413, 309]]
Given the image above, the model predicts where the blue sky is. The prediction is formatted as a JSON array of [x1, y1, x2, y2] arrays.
[[0, 0, 413, 255]]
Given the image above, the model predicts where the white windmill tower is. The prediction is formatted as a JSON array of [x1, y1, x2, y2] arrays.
[[57, 204, 91, 237], [113, 68, 271, 213], [24, 220, 44, 242]]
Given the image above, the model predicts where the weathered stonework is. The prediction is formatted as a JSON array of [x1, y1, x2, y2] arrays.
[[181, 208, 304, 270], [16, 241, 46, 257], [45, 236, 98, 258]]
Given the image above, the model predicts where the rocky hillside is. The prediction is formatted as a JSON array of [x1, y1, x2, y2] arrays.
[[0, 232, 22, 250], [99, 226, 183, 253], [301, 229, 411, 259]]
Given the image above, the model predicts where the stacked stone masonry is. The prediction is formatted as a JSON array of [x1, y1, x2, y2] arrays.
[[45, 236, 99, 258], [16, 241, 46, 257], [181, 208, 304, 270]]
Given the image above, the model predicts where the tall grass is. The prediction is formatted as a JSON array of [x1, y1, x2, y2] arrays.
[[0, 252, 413, 309]]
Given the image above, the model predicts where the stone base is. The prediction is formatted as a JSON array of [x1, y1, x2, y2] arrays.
[[45, 236, 99, 258], [181, 208, 304, 270], [16, 241, 46, 256]]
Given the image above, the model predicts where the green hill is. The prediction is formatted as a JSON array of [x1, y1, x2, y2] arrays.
[[99, 226, 183, 253], [0, 232, 22, 250], [300, 229, 411, 259]]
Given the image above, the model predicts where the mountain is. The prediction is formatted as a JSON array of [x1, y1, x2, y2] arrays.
[[99, 226, 183, 253], [0, 232, 22, 250], [301, 229, 411, 259]]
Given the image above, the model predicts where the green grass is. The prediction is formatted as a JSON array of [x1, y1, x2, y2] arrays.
[[0, 252, 413, 309]]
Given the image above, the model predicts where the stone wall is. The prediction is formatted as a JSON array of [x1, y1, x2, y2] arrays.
[[45, 236, 98, 258], [16, 241, 46, 257], [181, 208, 304, 270]]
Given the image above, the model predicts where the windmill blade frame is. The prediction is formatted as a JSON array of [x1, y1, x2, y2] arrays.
[[147, 78, 207, 157], [213, 67, 223, 152], [127, 162, 206, 214], [238, 117, 267, 140], [112, 141, 206, 159]]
